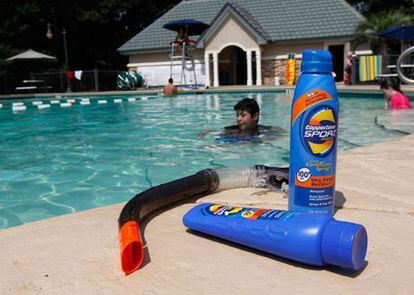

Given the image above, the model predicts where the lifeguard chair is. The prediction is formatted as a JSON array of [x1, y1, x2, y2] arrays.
[[169, 38, 197, 86], [163, 18, 209, 86]]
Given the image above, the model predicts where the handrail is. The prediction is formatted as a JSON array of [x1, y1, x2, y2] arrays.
[[396, 45, 414, 84]]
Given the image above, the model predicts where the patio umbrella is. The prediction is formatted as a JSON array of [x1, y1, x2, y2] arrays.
[[163, 18, 209, 36], [6, 49, 57, 80], [377, 26, 414, 42], [6, 49, 56, 61]]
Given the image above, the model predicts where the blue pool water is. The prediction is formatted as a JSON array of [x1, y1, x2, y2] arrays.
[[0, 92, 402, 229]]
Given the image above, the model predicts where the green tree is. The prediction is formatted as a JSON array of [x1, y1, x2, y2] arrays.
[[0, 0, 180, 72], [346, 0, 414, 15], [352, 9, 413, 54]]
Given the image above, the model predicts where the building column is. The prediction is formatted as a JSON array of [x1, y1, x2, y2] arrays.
[[213, 52, 219, 87], [204, 52, 210, 87], [255, 49, 262, 86], [246, 50, 252, 86]]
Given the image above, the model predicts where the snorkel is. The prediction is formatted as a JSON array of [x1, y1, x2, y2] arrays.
[[118, 165, 288, 275]]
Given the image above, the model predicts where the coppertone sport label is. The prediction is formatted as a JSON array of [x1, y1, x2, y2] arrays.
[[302, 105, 337, 156], [290, 89, 338, 212], [203, 204, 290, 221]]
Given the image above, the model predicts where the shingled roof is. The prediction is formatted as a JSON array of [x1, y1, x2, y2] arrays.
[[118, 0, 364, 53]]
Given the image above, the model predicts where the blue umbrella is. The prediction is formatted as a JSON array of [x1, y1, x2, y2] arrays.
[[163, 18, 209, 36], [377, 26, 414, 42]]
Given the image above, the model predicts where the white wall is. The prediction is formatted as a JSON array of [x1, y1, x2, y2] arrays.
[[205, 13, 258, 53], [136, 62, 206, 87]]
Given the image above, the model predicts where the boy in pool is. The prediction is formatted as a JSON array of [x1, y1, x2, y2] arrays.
[[380, 79, 412, 110], [163, 78, 179, 96], [199, 98, 284, 141]]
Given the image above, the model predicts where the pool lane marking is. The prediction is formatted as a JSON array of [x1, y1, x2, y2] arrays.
[[5, 97, 151, 113], [38, 104, 51, 109], [12, 105, 27, 112]]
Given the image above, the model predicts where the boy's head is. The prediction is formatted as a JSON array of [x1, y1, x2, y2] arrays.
[[233, 98, 260, 131], [380, 78, 400, 98], [168, 78, 174, 84]]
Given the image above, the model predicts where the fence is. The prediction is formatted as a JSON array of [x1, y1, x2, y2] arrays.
[[350, 54, 414, 84], [381, 53, 414, 82], [0, 69, 121, 95]]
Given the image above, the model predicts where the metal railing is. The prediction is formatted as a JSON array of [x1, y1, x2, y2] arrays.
[[396, 46, 414, 84], [379, 53, 414, 82]]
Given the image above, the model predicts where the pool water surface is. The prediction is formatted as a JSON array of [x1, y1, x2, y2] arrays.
[[0, 92, 402, 229]]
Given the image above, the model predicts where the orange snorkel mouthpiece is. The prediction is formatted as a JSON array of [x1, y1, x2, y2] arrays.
[[119, 221, 144, 275]]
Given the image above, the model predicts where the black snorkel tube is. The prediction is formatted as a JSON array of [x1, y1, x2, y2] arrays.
[[118, 165, 288, 275]]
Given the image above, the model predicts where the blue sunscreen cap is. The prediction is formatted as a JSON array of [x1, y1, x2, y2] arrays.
[[321, 220, 368, 270], [301, 50, 333, 73]]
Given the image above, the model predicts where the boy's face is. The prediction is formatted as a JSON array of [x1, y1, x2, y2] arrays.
[[382, 87, 393, 99], [236, 110, 259, 131]]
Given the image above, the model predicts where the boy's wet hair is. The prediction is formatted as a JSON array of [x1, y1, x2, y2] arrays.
[[234, 98, 260, 121], [379, 78, 403, 94]]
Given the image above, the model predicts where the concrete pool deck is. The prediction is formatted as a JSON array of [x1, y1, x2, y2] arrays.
[[1, 83, 414, 100], [0, 133, 413, 294]]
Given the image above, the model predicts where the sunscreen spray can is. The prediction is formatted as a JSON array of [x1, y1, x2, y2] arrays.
[[288, 50, 339, 215]]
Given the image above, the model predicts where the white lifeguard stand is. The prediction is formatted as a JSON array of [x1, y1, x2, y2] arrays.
[[169, 40, 197, 86], [163, 18, 209, 87]]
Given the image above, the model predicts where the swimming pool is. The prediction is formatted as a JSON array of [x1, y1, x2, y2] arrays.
[[0, 92, 403, 229]]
